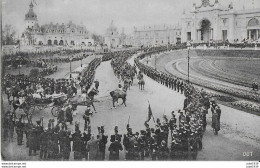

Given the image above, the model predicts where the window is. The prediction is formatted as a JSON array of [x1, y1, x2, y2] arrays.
[[248, 18, 259, 27]]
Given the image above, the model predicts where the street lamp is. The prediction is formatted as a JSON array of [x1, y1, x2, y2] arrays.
[[155, 54, 157, 71], [17, 56, 22, 75], [69, 57, 73, 79], [187, 42, 191, 83], [81, 57, 83, 67]]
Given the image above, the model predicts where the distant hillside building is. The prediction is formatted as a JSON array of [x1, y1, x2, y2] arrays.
[[104, 21, 121, 49], [21, 2, 93, 46], [133, 25, 182, 47], [181, 0, 260, 43]]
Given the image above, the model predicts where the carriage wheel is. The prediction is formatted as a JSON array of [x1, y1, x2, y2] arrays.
[[51, 106, 60, 117]]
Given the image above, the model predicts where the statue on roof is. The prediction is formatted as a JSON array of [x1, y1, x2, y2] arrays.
[[202, 0, 210, 7]]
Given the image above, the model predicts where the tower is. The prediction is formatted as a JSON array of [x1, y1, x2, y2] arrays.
[[25, 1, 38, 29]]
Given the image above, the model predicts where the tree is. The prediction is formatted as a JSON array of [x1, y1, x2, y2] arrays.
[[2, 24, 17, 45], [91, 34, 103, 44]]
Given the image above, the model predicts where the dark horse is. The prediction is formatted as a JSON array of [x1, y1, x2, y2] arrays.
[[70, 88, 99, 111], [110, 89, 127, 108]]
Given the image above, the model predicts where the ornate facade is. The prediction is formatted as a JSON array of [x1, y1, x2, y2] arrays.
[[133, 25, 181, 47], [21, 2, 93, 46], [104, 21, 121, 49], [181, 0, 260, 43]]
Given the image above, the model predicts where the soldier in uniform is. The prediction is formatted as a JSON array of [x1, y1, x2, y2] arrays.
[[110, 126, 122, 143], [28, 127, 37, 156], [16, 116, 24, 145], [149, 133, 158, 160], [178, 111, 186, 127], [173, 78, 177, 91], [83, 106, 91, 130], [40, 128, 49, 160], [176, 79, 180, 92], [157, 140, 169, 160], [170, 129, 184, 160], [169, 111, 177, 135], [188, 132, 198, 160], [108, 137, 123, 160], [123, 125, 134, 160], [35, 118, 44, 151], [94, 79, 99, 90], [137, 130, 147, 160], [82, 126, 92, 159], [72, 124, 84, 160], [51, 126, 60, 159], [97, 126, 108, 160]]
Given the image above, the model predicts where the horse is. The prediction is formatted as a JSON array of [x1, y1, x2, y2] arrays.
[[6, 87, 14, 105], [138, 79, 145, 90], [110, 89, 127, 108], [70, 88, 99, 111]]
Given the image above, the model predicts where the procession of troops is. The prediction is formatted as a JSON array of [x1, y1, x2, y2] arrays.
[[2, 46, 222, 161]]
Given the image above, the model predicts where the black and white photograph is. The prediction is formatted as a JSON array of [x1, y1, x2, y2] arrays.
[[1, 0, 260, 165]]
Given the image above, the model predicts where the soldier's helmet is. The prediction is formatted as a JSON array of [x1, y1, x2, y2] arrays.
[[161, 140, 167, 146]]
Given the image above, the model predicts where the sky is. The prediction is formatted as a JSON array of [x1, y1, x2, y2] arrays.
[[2, 0, 260, 36]]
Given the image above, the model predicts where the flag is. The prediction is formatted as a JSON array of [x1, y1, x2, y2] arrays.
[[147, 102, 155, 122]]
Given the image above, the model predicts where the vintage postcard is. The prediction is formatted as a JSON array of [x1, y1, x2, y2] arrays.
[[1, 0, 260, 166]]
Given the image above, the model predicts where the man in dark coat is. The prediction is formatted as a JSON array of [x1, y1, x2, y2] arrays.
[[97, 126, 108, 160], [40, 128, 49, 160], [157, 140, 169, 160], [28, 128, 37, 156], [110, 126, 122, 143], [16, 117, 24, 145], [72, 129, 84, 160], [94, 80, 99, 90], [108, 138, 123, 160]]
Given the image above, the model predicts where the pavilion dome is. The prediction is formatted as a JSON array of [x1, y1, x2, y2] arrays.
[[25, 2, 37, 21]]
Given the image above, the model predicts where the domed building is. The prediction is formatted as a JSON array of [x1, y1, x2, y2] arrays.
[[21, 2, 94, 46], [104, 21, 121, 49]]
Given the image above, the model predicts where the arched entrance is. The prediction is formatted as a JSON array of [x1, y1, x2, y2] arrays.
[[47, 40, 52, 45], [59, 40, 64, 45], [200, 19, 211, 42], [54, 40, 58, 45], [247, 18, 260, 40]]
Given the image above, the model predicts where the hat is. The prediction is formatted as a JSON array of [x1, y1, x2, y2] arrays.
[[140, 130, 146, 135], [161, 140, 166, 146], [172, 130, 178, 135]]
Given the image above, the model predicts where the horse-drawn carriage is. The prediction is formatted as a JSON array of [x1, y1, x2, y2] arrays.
[[16, 93, 68, 117]]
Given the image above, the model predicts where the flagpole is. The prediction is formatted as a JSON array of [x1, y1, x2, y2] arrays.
[[128, 115, 130, 125]]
